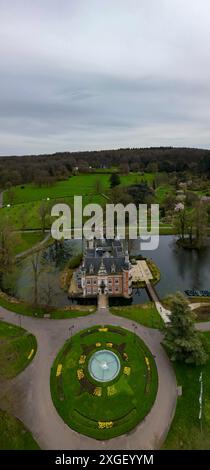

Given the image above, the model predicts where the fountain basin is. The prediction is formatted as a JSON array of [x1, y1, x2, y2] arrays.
[[88, 349, 121, 383]]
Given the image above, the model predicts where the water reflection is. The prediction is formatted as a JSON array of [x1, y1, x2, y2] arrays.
[[10, 236, 210, 306], [131, 236, 210, 300]]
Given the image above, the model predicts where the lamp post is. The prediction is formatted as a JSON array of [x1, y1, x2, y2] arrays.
[[199, 371, 203, 433], [69, 325, 74, 340], [132, 323, 137, 343], [17, 314, 21, 328]]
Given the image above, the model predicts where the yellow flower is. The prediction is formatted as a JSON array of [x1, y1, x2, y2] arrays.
[[93, 387, 102, 397], [98, 327, 108, 332], [123, 352, 128, 361], [106, 421, 113, 429], [98, 421, 106, 429], [28, 349, 34, 360], [98, 421, 113, 429], [106, 342, 113, 348], [145, 357, 150, 370], [77, 369, 84, 380], [145, 356, 150, 366], [56, 364, 62, 377], [123, 366, 131, 376], [96, 342, 101, 347], [79, 355, 86, 365], [107, 385, 117, 396]]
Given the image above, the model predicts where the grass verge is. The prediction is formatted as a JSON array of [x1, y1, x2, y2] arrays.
[[14, 232, 45, 255], [0, 292, 96, 319], [163, 332, 210, 449], [0, 409, 39, 450], [110, 303, 164, 329], [0, 320, 37, 378]]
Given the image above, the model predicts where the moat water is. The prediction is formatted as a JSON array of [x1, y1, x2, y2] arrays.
[[10, 236, 210, 307]]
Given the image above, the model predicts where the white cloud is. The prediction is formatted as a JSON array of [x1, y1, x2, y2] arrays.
[[0, 0, 210, 154]]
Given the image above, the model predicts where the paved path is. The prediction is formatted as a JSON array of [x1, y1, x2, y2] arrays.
[[145, 281, 170, 323], [131, 260, 170, 323], [16, 232, 51, 260], [0, 305, 177, 450], [196, 321, 210, 331], [190, 302, 210, 311]]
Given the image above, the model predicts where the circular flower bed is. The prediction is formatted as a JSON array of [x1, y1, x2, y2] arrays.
[[51, 325, 158, 440]]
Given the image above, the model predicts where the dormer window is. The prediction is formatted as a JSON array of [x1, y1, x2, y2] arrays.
[[89, 264, 94, 274], [111, 263, 115, 273]]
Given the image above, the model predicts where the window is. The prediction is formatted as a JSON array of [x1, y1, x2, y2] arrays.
[[86, 279, 91, 285], [115, 278, 119, 284], [89, 264, 94, 274]]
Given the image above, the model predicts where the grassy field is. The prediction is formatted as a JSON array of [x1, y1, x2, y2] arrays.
[[193, 305, 210, 322], [0, 293, 96, 319], [51, 325, 157, 439], [163, 332, 210, 449], [110, 303, 164, 329], [0, 171, 178, 233], [0, 409, 39, 450], [0, 321, 39, 449], [155, 184, 174, 203], [0, 320, 37, 379], [159, 225, 175, 235], [0, 194, 106, 230], [4, 172, 155, 205], [14, 232, 45, 255]]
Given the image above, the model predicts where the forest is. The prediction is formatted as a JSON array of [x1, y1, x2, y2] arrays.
[[1, 146, 210, 189]]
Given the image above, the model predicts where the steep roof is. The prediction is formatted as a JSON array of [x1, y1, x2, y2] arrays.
[[83, 256, 129, 275], [82, 238, 129, 275]]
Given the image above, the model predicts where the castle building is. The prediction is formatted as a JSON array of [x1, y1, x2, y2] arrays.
[[75, 238, 132, 298]]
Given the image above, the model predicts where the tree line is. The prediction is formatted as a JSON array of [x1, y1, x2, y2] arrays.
[[1, 147, 210, 190]]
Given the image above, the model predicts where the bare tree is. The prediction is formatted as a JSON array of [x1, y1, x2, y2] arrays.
[[0, 216, 20, 281], [31, 252, 43, 305], [19, 207, 28, 231], [38, 201, 50, 233], [40, 276, 60, 307], [94, 177, 104, 194]]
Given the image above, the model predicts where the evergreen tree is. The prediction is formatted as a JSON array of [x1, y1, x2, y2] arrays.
[[110, 173, 121, 188], [163, 292, 208, 365]]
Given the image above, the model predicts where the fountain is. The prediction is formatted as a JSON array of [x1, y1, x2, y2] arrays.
[[88, 349, 121, 382]]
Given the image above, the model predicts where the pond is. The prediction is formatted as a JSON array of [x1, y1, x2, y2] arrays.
[[7, 236, 210, 307], [131, 235, 210, 303], [15, 240, 82, 307]]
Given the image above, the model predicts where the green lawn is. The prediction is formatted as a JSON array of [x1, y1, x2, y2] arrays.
[[14, 232, 45, 255], [0, 293, 96, 319], [110, 303, 164, 329], [0, 194, 106, 230], [0, 409, 39, 450], [4, 172, 155, 205], [0, 321, 39, 449], [1, 172, 156, 230], [193, 305, 210, 322], [0, 320, 37, 379], [159, 225, 175, 235], [155, 184, 174, 203], [163, 332, 210, 449], [51, 325, 157, 439]]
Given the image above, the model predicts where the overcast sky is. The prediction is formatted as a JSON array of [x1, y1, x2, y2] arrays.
[[1, 0, 210, 155]]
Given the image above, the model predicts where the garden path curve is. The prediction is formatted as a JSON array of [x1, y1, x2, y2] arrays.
[[0, 305, 178, 450]]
